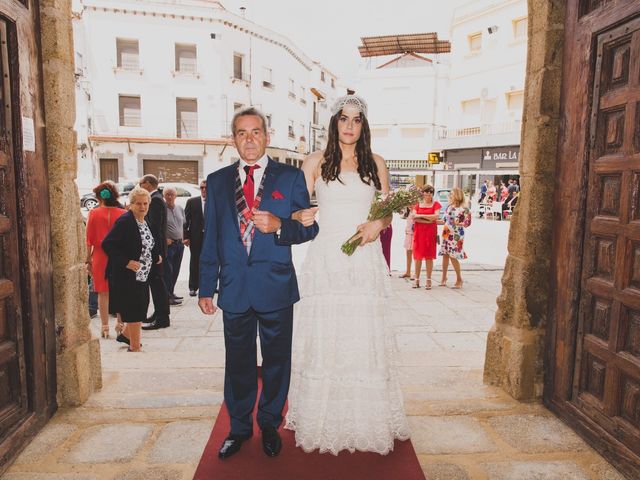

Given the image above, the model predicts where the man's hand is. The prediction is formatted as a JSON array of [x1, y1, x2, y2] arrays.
[[292, 207, 319, 227], [252, 210, 281, 233], [199, 297, 218, 315], [183, 239, 191, 247]]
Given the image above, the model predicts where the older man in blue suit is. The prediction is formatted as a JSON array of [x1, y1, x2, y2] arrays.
[[199, 107, 318, 459]]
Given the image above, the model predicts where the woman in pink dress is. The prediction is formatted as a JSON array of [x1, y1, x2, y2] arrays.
[[399, 206, 415, 280], [85, 181, 126, 338], [411, 185, 441, 289]]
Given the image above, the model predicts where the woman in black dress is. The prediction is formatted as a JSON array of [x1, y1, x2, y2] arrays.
[[102, 187, 162, 351]]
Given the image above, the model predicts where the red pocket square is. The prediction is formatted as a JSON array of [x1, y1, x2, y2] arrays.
[[272, 190, 285, 200]]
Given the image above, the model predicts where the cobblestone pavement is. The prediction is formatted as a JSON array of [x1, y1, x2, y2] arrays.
[[4, 266, 624, 479]]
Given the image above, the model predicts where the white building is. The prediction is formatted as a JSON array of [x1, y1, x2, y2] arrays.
[[431, 0, 527, 193], [72, 0, 339, 191], [355, 50, 450, 188]]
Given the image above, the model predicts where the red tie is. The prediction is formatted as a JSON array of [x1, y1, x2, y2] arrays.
[[243, 164, 260, 210]]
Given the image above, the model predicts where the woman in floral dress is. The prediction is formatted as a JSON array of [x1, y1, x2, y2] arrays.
[[438, 188, 471, 289]]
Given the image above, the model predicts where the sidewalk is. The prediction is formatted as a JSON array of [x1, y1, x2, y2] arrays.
[[4, 268, 624, 480]]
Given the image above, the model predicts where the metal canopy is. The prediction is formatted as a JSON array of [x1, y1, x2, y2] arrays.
[[358, 32, 451, 58]]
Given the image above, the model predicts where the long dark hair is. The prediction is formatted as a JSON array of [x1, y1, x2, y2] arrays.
[[320, 111, 381, 190]]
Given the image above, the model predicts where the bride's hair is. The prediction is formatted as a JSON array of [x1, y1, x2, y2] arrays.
[[321, 111, 381, 190]]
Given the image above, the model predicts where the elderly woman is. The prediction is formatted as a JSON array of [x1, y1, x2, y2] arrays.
[[85, 181, 126, 338], [102, 187, 162, 352], [438, 188, 472, 289]]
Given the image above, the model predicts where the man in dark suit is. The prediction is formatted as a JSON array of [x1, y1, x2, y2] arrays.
[[139, 174, 171, 330], [183, 179, 206, 296], [199, 107, 318, 459]]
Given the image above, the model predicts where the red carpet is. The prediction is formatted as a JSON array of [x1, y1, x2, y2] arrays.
[[194, 397, 425, 480]]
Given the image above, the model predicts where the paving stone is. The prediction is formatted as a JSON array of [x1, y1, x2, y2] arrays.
[[13, 423, 77, 464], [430, 332, 486, 351], [2, 475, 98, 480], [482, 461, 590, 479], [408, 416, 498, 454], [487, 414, 589, 453], [63, 424, 153, 463], [111, 467, 183, 480], [94, 369, 222, 393], [422, 462, 470, 480], [396, 333, 442, 351], [147, 420, 212, 463], [85, 392, 222, 409]]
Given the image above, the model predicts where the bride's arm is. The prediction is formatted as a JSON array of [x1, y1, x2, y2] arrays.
[[292, 152, 322, 226]]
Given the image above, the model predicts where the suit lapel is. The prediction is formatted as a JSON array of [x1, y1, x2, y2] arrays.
[[226, 162, 242, 239]]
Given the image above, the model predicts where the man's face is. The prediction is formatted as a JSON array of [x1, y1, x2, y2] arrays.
[[139, 179, 153, 193], [200, 182, 207, 199], [163, 189, 176, 208], [233, 115, 269, 164]]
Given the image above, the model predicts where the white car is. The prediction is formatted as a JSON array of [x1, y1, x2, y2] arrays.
[[157, 182, 202, 209]]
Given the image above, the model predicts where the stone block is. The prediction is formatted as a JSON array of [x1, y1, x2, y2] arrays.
[[2, 475, 97, 480], [63, 424, 153, 463], [422, 462, 470, 480], [14, 423, 77, 464], [57, 341, 99, 406], [408, 416, 498, 455], [482, 460, 590, 480], [112, 467, 184, 480], [147, 420, 212, 463], [487, 414, 588, 453]]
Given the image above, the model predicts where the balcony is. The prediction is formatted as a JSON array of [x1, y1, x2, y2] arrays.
[[432, 120, 522, 150], [386, 159, 431, 174]]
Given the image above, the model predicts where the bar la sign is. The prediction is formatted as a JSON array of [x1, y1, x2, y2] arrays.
[[482, 147, 519, 161]]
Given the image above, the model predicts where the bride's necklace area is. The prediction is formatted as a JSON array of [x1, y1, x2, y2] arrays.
[[341, 154, 358, 172]]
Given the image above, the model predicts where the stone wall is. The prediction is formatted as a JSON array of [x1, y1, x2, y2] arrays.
[[483, 0, 566, 401], [39, 0, 102, 405]]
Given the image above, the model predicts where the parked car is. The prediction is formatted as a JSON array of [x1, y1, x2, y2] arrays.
[[80, 181, 135, 210], [157, 182, 201, 208]]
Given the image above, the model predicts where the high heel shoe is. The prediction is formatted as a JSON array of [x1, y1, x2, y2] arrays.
[[425, 279, 432, 290], [439, 278, 447, 287], [452, 280, 464, 289], [115, 320, 124, 335], [411, 280, 420, 288], [101, 325, 110, 339]]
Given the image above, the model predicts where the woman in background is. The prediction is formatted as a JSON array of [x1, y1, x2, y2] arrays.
[[411, 185, 441, 289], [85, 181, 125, 338], [399, 206, 415, 280], [439, 188, 471, 289]]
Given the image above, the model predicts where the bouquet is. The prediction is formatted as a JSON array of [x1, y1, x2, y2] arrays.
[[341, 185, 424, 256]]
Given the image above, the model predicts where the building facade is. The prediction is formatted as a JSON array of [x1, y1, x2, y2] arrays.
[[72, 0, 339, 191], [431, 0, 527, 195]]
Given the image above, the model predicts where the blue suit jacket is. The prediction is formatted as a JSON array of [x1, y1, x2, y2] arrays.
[[199, 158, 319, 313]]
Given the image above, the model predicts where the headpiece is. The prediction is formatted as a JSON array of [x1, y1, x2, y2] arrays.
[[331, 94, 368, 118]]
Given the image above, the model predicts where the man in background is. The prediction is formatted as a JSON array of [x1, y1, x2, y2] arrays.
[[163, 186, 185, 305], [184, 179, 206, 297]]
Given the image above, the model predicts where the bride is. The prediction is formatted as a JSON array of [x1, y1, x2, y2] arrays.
[[284, 94, 410, 455]]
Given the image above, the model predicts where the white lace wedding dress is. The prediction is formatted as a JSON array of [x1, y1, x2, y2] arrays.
[[284, 172, 410, 455]]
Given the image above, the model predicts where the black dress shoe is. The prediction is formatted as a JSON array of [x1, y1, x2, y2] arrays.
[[169, 298, 182, 306], [189, 290, 197, 297], [261, 426, 282, 457], [169, 294, 184, 300], [218, 433, 251, 459], [116, 333, 130, 345], [141, 319, 170, 330]]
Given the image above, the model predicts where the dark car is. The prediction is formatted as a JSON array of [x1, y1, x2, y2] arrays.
[[80, 181, 135, 210]]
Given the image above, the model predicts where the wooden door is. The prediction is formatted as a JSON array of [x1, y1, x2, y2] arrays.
[[0, 1, 56, 473], [143, 159, 198, 184], [99, 158, 118, 182], [547, 2, 640, 478]]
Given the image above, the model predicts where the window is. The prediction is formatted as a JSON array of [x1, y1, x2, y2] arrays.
[[266, 114, 272, 128], [176, 98, 198, 138], [300, 86, 306, 104], [513, 17, 527, 39], [468, 33, 482, 52], [507, 91, 524, 111], [461, 98, 481, 115], [401, 128, 427, 138], [119, 95, 141, 127], [233, 53, 244, 80], [288, 120, 295, 138], [300, 123, 305, 137], [116, 38, 139, 70], [331, 78, 335, 89], [233, 102, 244, 111], [320, 70, 325, 82], [263, 67, 273, 88], [288, 79, 296, 99], [175, 44, 197, 73], [371, 128, 389, 138]]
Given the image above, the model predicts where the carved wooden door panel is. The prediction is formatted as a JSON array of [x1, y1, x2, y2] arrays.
[[547, 2, 640, 478], [0, 17, 29, 457]]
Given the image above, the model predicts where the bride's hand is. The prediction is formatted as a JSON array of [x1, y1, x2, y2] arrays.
[[354, 219, 384, 245], [292, 207, 319, 227]]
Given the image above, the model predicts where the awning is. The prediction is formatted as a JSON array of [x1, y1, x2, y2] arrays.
[[310, 87, 325, 100], [358, 33, 451, 58]]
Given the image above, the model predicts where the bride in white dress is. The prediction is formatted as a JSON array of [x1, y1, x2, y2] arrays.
[[284, 94, 410, 455]]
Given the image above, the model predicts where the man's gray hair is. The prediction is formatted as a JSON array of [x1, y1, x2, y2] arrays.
[[139, 174, 159, 188], [231, 106, 268, 136], [162, 186, 177, 195]]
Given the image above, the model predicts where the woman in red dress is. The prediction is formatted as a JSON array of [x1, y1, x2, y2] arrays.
[[85, 181, 126, 338], [411, 185, 441, 289]]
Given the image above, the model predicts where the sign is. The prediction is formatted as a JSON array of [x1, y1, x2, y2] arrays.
[[22, 116, 35, 152], [428, 152, 442, 165], [482, 147, 519, 162]]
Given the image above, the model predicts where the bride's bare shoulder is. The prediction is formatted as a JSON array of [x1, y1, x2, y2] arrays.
[[302, 151, 325, 178]]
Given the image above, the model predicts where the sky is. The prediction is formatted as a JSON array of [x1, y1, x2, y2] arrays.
[[220, 0, 456, 85]]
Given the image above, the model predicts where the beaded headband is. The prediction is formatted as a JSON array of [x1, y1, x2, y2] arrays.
[[331, 94, 368, 118]]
